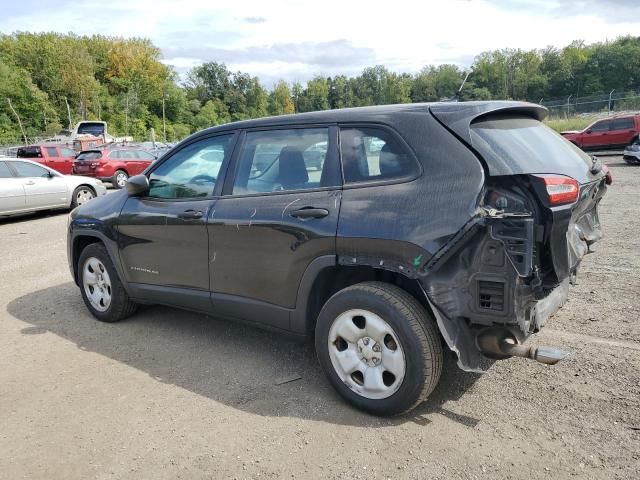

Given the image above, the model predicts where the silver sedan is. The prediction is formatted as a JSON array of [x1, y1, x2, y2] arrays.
[[0, 157, 107, 216]]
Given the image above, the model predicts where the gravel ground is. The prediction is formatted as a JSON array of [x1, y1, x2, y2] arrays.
[[0, 157, 638, 480]]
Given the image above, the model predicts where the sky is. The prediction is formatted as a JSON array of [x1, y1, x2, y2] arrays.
[[2, 0, 640, 86]]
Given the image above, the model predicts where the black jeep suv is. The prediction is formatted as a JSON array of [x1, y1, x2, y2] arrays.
[[68, 102, 609, 416]]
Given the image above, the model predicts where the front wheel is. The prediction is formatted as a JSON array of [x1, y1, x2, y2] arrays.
[[315, 281, 443, 416], [112, 170, 129, 189], [78, 243, 138, 322], [71, 186, 95, 208]]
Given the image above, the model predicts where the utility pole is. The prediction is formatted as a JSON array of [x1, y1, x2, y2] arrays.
[[64, 96, 73, 130], [125, 92, 129, 137], [7, 98, 28, 146], [162, 93, 167, 143], [608, 89, 615, 115]]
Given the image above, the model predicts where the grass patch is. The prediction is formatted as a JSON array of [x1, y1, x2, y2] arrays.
[[544, 116, 601, 133]]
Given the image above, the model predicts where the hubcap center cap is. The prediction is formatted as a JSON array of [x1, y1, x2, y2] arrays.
[[357, 337, 382, 366]]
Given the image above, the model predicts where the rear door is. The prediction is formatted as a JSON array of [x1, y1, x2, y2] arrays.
[[133, 150, 155, 174], [58, 146, 77, 174], [609, 117, 636, 148], [209, 126, 341, 330], [0, 161, 25, 214], [582, 119, 611, 149], [44, 146, 66, 173], [8, 161, 69, 208]]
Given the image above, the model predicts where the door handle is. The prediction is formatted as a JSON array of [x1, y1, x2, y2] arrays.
[[290, 207, 329, 219], [178, 209, 203, 219], [24, 181, 35, 185]]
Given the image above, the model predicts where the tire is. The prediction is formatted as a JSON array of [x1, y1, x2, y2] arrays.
[[315, 281, 443, 416], [112, 170, 128, 189], [71, 185, 95, 208], [78, 243, 137, 322]]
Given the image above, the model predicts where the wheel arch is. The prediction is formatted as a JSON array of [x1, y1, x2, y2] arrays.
[[291, 256, 435, 337], [71, 231, 127, 292]]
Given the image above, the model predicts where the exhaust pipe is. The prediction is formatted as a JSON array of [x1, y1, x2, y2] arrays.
[[476, 329, 569, 365]]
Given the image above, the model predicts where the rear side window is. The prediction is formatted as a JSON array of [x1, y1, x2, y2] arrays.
[[611, 118, 634, 130], [232, 128, 339, 195], [16, 146, 42, 158], [60, 147, 76, 157], [0, 162, 12, 178], [46, 147, 58, 157], [135, 151, 155, 160], [340, 127, 418, 183]]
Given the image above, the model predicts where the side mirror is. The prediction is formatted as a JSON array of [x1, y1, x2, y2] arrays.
[[125, 174, 150, 197], [585, 129, 592, 134]]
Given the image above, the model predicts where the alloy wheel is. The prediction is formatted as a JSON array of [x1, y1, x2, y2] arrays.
[[116, 172, 128, 188], [76, 188, 94, 205]]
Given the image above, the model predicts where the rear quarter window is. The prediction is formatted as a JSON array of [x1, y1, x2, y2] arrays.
[[339, 127, 418, 184]]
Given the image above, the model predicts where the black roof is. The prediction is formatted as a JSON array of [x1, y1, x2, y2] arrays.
[[196, 101, 548, 137]]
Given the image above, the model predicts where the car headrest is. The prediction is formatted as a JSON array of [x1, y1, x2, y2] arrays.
[[277, 146, 308, 187], [379, 144, 406, 177]]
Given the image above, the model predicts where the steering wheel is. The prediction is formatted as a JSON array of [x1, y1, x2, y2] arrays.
[[190, 174, 216, 184]]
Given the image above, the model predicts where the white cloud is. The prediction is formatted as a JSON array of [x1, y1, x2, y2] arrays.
[[1, 0, 639, 83]]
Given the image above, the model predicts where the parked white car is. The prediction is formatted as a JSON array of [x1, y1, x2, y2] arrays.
[[0, 157, 107, 216]]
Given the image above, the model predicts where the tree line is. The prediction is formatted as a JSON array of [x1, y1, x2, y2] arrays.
[[0, 32, 639, 144]]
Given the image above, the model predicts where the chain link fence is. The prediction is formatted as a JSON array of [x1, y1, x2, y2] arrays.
[[542, 89, 640, 119]]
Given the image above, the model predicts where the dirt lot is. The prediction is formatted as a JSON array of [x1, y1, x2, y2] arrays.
[[0, 156, 638, 480]]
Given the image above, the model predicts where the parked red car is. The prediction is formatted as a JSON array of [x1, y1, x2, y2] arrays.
[[16, 144, 77, 174], [72, 148, 156, 188], [562, 114, 640, 150]]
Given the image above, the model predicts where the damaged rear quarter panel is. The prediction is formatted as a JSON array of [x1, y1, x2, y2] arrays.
[[336, 111, 485, 269]]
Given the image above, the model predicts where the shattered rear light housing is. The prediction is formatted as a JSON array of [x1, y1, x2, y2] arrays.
[[535, 174, 579, 206], [601, 164, 613, 185]]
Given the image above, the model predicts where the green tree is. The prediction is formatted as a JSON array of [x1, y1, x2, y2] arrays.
[[268, 80, 295, 115]]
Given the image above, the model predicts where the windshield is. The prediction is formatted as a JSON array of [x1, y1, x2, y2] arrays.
[[76, 152, 102, 161], [470, 115, 594, 183], [77, 122, 105, 136]]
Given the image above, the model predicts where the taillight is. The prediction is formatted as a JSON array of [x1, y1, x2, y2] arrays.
[[601, 164, 613, 185], [535, 174, 579, 206]]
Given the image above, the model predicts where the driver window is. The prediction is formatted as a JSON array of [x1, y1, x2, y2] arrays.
[[148, 134, 233, 199], [590, 121, 610, 132]]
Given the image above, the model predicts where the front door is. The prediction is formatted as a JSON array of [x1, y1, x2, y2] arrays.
[[582, 119, 611, 149], [117, 132, 236, 311], [9, 161, 68, 208], [209, 126, 342, 330]]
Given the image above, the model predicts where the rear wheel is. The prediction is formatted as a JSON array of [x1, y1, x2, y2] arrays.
[[71, 186, 95, 208], [112, 170, 129, 189], [78, 243, 137, 322], [315, 281, 443, 416]]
